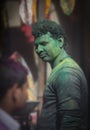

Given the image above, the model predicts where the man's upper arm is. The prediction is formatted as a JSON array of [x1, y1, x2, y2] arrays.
[[55, 70, 81, 110]]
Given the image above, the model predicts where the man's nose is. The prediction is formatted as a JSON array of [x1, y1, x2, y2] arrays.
[[36, 45, 43, 53]]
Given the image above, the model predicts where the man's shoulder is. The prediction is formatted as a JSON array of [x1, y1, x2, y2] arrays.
[[53, 57, 86, 83], [49, 57, 85, 82], [58, 57, 83, 73]]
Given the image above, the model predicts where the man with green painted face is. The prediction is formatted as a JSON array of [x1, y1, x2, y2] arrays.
[[32, 20, 88, 130]]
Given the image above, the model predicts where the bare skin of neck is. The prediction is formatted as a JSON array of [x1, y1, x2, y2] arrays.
[[50, 49, 68, 69]]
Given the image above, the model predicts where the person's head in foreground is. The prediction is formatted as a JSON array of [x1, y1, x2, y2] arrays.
[[32, 20, 69, 68], [0, 58, 28, 114]]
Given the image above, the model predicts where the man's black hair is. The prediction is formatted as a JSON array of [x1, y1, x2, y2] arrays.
[[0, 58, 28, 100], [32, 20, 68, 49]]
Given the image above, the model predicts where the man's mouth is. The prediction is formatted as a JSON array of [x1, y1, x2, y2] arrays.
[[39, 53, 46, 58], [39, 55, 46, 58]]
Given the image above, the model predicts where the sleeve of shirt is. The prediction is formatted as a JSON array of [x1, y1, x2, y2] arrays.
[[55, 69, 81, 130]]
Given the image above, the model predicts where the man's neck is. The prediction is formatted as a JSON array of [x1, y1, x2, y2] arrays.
[[50, 49, 68, 68], [0, 100, 13, 115]]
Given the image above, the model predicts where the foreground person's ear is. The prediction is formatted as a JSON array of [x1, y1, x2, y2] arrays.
[[12, 83, 19, 102]]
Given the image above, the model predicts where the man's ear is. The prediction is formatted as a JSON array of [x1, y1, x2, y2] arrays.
[[12, 83, 19, 102], [59, 37, 64, 48]]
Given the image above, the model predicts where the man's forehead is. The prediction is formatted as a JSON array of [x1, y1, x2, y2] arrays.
[[35, 33, 52, 44]]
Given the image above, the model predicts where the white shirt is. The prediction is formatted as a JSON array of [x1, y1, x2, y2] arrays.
[[0, 109, 20, 130]]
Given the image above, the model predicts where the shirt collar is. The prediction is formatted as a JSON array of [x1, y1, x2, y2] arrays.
[[0, 108, 20, 130]]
